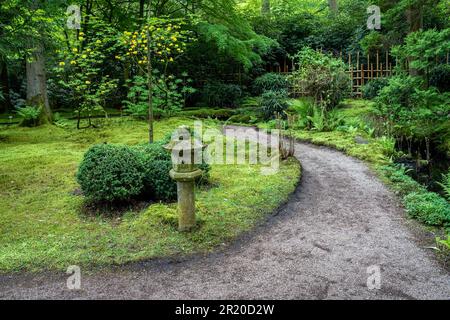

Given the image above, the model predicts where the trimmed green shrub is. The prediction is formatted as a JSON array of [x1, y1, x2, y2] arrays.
[[133, 141, 211, 202], [361, 78, 389, 99], [134, 142, 176, 201], [260, 90, 289, 120], [403, 191, 450, 226], [200, 82, 243, 108], [253, 73, 289, 95], [77, 144, 145, 202]]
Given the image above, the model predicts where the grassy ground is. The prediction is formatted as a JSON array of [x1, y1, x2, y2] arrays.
[[0, 117, 300, 272]]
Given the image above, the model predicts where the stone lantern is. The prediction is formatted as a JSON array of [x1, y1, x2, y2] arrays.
[[164, 127, 205, 231]]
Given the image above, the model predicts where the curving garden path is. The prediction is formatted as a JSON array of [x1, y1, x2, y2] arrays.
[[1, 126, 449, 299]]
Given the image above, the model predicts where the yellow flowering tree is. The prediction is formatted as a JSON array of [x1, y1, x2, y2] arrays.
[[120, 18, 195, 142], [56, 23, 119, 129]]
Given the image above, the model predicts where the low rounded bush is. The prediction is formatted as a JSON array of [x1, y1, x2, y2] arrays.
[[361, 78, 389, 99], [253, 73, 289, 95], [134, 142, 176, 201], [260, 90, 289, 120], [77, 144, 145, 202], [133, 141, 210, 202], [403, 191, 450, 226]]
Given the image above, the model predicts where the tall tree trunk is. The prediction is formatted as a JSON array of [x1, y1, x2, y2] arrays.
[[406, 2, 423, 76], [139, 0, 145, 20], [328, 0, 338, 15], [0, 58, 11, 112], [261, 0, 270, 15], [26, 41, 52, 122], [147, 0, 154, 143]]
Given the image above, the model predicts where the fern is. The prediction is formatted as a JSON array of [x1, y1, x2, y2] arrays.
[[438, 171, 450, 201]]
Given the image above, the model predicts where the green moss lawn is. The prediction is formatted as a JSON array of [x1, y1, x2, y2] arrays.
[[0, 117, 300, 272]]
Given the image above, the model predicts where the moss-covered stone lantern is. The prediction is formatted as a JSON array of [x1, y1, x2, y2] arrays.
[[164, 126, 205, 231]]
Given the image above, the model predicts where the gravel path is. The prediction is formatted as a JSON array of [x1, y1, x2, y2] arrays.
[[1, 126, 449, 299]]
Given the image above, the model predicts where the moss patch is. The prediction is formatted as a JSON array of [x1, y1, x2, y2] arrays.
[[0, 117, 300, 272]]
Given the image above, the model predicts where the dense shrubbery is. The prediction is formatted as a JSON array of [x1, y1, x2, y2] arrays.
[[372, 75, 449, 154], [77, 140, 211, 204], [77, 144, 145, 202], [134, 142, 177, 201], [260, 90, 289, 120], [253, 73, 289, 95], [200, 82, 243, 108], [361, 78, 389, 99], [404, 192, 450, 226], [289, 47, 351, 110], [429, 65, 450, 92]]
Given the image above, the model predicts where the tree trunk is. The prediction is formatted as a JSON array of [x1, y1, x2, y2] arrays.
[[261, 0, 270, 15], [328, 0, 338, 15], [406, 3, 423, 76], [147, 0, 154, 143], [0, 58, 11, 112], [26, 41, 52, 122]]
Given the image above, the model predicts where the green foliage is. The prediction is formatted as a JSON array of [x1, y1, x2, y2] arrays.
[[253, 73, 289, 95], [359, 31, 386, 56], [55, 20, 119, 128], [260, 90, 289, 120], [123, 76, 149, 119], [403, 191, 450, 226], [436, 235, 450, 251], [200, 82, 243, 108], [198, 22, 273, 69], [438, 170, 450, 201], [289, 47, 351, 109], [124, 74, 195, 119], [306, 106, 325, 131], [380, 164, 426, 197], [373, 75, 449, 145], [133, 142, 176, 202], [15, 106, 42, 127], [429, 64, 450, 92], [392, 29, 450, 84], [361, 78, 389, 99], [77, 144, 145, 202]]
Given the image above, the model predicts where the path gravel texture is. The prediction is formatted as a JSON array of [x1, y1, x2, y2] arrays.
[[1, 126, 449, 299]]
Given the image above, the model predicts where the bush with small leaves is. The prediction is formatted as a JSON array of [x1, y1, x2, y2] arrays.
[[403, 191, 450, 226], [77, 144, 145, 202], [133, 141, 210, 201], [361, 78, 389, 99], [253, 73, 289, 95], [200, 82, 243, 108], [260, 90, 289, 120]]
